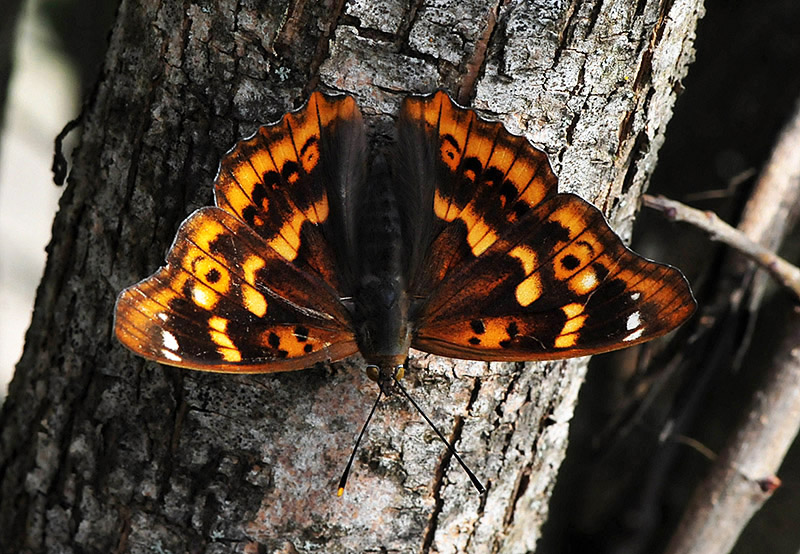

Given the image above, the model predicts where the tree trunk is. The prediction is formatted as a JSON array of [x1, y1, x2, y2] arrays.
[[0, 0, 704, 552]]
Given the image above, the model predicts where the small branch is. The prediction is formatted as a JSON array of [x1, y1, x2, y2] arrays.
[[643, 194, 800, 301], [664, 307, 800, 554]]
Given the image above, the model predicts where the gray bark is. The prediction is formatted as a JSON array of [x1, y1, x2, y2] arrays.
[[0, 0, 703, 552]]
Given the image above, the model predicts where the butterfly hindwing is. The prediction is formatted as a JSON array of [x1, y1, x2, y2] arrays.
[[412, 192, 695, 360], [115, 207, 358, 372]]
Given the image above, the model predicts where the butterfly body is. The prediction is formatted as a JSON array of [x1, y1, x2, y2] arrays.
[[115, 90, 695, 379], [351, 153, 412, 378]]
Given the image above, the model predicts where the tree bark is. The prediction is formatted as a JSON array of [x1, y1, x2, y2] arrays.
[[0, 0, 703, 552]]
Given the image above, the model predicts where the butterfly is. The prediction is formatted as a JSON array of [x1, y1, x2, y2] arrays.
[[114, 90, 695, 491]]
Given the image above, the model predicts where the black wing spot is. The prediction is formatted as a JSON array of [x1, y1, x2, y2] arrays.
[[500, 180, 518, 202], [541, 220, 571, 244], [281, 160, 300, 182], [299, 136, 318, 159], [500, 321, 520, 349], [506, 321, 519, 338], [483, 167, 505, 188], [470, 319, 486, 334], [182, 279, 194, 299], [593, 262, 610, 281], [512, 201, 530, 219], [268, 332, 281, 348], [206, 268, 221, 283], [576, 239, 595, 255], [277, 349, 289, 358], [561, 254, 580, 271], [463, 157, 483, 178], [242, 206, 258, 226], [304, 344, 314, 353], [208, 233, 235, 257], [469, 337, 481, 345], [294, 325, 310, 341], [252, 182, 268, 208], [442, 134, 461, 159], [262, 170, 280, 190], [588, 278, 627, 304]]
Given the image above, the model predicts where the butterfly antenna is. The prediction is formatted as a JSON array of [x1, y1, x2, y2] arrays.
[[337, 388, 383, 496], [393, 377, 486, 494]]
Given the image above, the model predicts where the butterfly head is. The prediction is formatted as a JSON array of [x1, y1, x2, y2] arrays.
[[365, 362, 405, 394]]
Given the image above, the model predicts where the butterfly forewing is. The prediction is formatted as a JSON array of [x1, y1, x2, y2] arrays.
[[412, 193, 695, 360], [397, 91, 560, 294], [214, 91, 366, 294]]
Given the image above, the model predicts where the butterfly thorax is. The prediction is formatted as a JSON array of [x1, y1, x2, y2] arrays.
[[351, 155, 412, 372]]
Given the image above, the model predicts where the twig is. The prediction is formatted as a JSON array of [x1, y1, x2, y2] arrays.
[[664, 307, 800, 554], [643, 194, 800, 301]]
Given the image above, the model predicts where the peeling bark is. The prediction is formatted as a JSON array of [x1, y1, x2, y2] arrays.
[[0, 0, 703, 552]]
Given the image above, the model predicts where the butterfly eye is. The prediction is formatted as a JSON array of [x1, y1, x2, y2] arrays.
[[366, 365, 379, 382], [394, 365, 405, 380]]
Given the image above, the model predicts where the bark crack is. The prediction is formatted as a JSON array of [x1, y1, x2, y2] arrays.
[[308, 0, 349, 96], [339, 14, 403, 44], [420, 376, 483, 553], [553, 0, 582, 66], [405, 0, 428, 40], [503, 463, 532, 527], [585, 0, 606, 38], [457, 1, 502, 104]]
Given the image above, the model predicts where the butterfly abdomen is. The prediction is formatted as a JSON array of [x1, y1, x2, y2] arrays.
[[351, 154, 412, 370]]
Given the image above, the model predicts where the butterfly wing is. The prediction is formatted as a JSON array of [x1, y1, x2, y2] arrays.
[[214, 91, 366, 294], [400, 92, 695, 361], [115, 207, 358, 372], [395, 90, 559, 292], [116, 92, 367, 372], [412, 194, 695, 360]]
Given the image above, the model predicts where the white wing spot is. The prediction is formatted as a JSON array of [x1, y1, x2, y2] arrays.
[[192, 286, 215, 309], [580, 271, 598, 290], [623, 329, 644, 342], [630, 292, 641, 301], [161, 349, 182, 362], [626, 311, 641, 331], [162, 330, 179, 351], [158, 312, 168, 322]]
